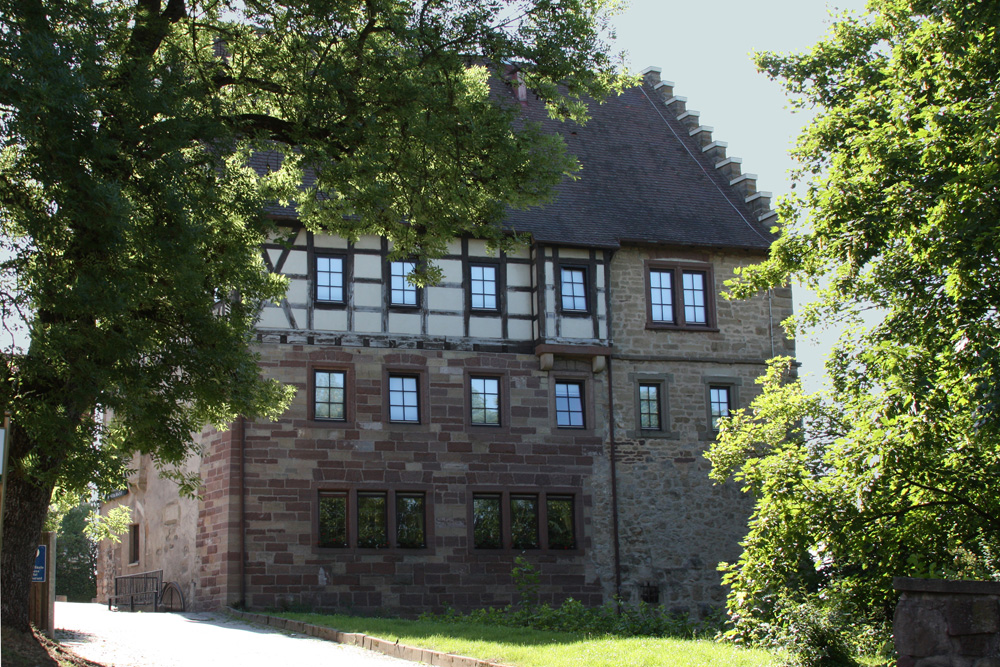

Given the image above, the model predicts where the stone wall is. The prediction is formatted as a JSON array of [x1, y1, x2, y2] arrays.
[[603, 246, 794, 613], [894, 577, 1000, 667], [95, 452, 200, 608], [239, 343, 608, 613], [98, 242, 792, 617]]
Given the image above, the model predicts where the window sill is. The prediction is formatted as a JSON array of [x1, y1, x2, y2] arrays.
[[646, 323, 719, 333], [316, 546, 433, 555], [314, 301, 347, 310], [626, 429, 680, 440], [469, 547, 583, 556]]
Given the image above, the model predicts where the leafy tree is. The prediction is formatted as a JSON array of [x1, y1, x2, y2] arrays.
[[0, 0, 628, 630], [54, 502, 98, 603], [710, 0, 1000, 655]]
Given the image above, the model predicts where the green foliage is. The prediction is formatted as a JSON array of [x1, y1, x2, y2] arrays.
[[0, 0, 629, 622], [713, 0, 1000, 659], [279, 611, 784, 667], [511, 554, 541, 608], [421, 596, 721, 639], [85, 505, 132, 545], [54, 502, 97, 603]]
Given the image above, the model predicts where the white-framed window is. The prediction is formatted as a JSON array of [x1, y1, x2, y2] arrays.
[[388, 375, 420, 422], [554, 381, 584, 428], [560, 267, 588, 312], [649, 270, 674, 323], [390, 261, 418, 306], [316, 255, 345, 302], [682, 271, 707, 325], [638, 383, 661, 430], [709, 385, 731, 430], [470, 264, 498, 310], [470, 376, 500, 425], [314, 370, 346, 420]]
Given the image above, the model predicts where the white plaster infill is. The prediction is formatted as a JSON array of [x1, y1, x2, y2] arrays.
[[228, 608, 513, 667]]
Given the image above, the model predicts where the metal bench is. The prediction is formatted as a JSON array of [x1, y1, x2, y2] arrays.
[[109, 570, 163, 612]]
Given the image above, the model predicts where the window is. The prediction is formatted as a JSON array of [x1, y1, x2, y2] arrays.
[[546, 495, 576, 550], [471, 491, 578, 551], [395, 493, 426, 549], [649, 270, 674, 323], [510, 494, 539, 549], [630, 375, 674, 438], [645, 261, 715, 329], [319, 492, 348, 548], [470, 376, 500, 426], [709, 386, 731, 430], [319, 490, 428, 550], [473, 494, 502, 549], [470, 264, 498, 310], [560, 267, 588, 312], [314, 370, 346, 420], [316, 255, 345, 303], [388, 375, 420, 422], [128, 524, 139, 564], [638, 383, 661, 430], [357, 492, 388, 548], [555, 382, 584, 428], [683, 271, 707, 324], [390, 260, 418, 306]]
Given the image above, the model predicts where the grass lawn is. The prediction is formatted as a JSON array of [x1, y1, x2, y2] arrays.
[[277, 612, 785, 667]]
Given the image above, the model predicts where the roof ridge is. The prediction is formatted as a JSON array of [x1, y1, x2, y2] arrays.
[[640, 66, 776, 222]]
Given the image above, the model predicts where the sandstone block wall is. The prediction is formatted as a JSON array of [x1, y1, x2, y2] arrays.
[[895, 578, 1000, 667], [602, 246, 794, 612], [238, 344, 608, 613]]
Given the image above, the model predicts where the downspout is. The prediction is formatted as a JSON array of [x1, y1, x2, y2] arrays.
[[239, 416, 247, 607], [767, 289, 776, 358], [607, 356, 622, 603], [603, 250, 622, 603]]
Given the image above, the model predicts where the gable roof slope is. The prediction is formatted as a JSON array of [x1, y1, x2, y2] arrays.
[[505, 69, 775, 252]]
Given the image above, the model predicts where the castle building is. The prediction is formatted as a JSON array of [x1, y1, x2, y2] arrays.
[[98, 67, 794, 614]]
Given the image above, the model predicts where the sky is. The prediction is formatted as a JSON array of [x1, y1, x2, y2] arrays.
[[609, 0, 869, 391]]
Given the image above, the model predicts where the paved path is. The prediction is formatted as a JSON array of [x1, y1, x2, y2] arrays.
[[55, 602, 415, 667]]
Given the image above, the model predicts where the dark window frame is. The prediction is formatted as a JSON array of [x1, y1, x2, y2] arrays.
[[312, 368, 348, 422], [708, 385, 732, 431], [128, 524, 140, 565], [387, 374, 421, 423], [644, 260, 718, 331], [467, 261, 501, 312], [382, 367, 429, 427], [557, 264, 590, 315], [628, 373, 677, 439], [314, 252, 349, 308], [307, 364, 355, 425], [701, 376, 742, 440], [316, 488, 432, 552], [553, 380, 586, 429], [386, 259, 422, 309], [638, 382, 662, 431], [468, 488, 581, 553], [467, 373, 505, 428]]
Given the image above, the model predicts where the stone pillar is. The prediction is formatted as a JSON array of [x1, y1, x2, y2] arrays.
[[894, 577, 1000, 667]]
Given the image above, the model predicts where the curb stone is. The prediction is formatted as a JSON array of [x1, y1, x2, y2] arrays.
[[227, 608, 510, 667]]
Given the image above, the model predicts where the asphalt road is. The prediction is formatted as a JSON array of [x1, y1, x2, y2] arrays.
[[55, 602, 416, 667]]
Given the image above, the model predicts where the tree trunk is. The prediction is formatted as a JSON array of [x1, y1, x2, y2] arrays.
[[1, 424, 56, 632]]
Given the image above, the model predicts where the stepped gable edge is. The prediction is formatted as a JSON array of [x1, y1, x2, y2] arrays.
[[502, 66, 776, 251], [641, 66, 778, 229]]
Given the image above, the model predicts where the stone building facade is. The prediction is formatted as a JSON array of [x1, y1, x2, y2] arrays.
[[98, 66, 794, 615]]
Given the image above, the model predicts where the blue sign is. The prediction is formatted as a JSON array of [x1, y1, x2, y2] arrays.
[[32, 545, 46, 583]]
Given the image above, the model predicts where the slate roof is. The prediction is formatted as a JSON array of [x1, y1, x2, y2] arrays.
[[253, 78, 775, 253], [504, 82, 774, 251]]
